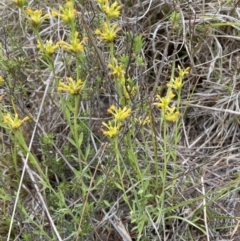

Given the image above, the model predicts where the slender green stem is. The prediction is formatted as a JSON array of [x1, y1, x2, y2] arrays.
[[114, 137, 130, 204], [74, 95, 83, 170], [12, 134, 19, 175], [162, 116, 168, 188], [114, 138, 121, 179]]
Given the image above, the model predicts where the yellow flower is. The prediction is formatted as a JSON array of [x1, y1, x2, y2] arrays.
[[102, 105, 131, 137], [108, 58, 125, 78], [52, 1, 77, 25], [95, 22, 120, 42], [13, 0, 27, 8], [37, 39, 59, 55], [123, 85, 137, 99], [57, 32, 87, 54], [25, 8, 49, 28], [3, 113, 30, 130], [99, 0, 122, 18], [135, 116, 150, 126], [154, 91, 175, 110], [101, 120, 120, 138], [167, 77, 183, 90], [107, 105, 131, 122], [58, 77, 83, 95], [178, 65, 190, 78], [164, 106, 180, 122], [167, 66, 190, 90]]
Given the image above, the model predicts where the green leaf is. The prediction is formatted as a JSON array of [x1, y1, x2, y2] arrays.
[[138, 189, 144, 195], [77, 132, 83, 148], [114, 181, 123, 190], [67, 136, 77, 148], [103, 200, 111, 207], [85, 144, 90, 160]]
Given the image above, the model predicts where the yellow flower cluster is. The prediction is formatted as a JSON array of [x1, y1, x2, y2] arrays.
[[134, 116, 151, 126], [102, 105, 131, 138], [155, 91, 175, 112], [37, 34, 87, 57], [167, 65, 190, 90], [96, 0, 122, 19], [37, 39, 59, 55], [95, 0, 122, 42], [51, 1, 77, 25], [107, 105, 131, 122], [123, 84, 137, 100], [57, 32, 87, 54], [108, 58, 125, 78], [154, 66, 190, 122], [27, 2, 87, 54], [108, 58, 137, 99], [25, 3, 87, 93], [51, 2, 87, 54], [58, 77, 84, 95], [3, 113, 30, 130], [95, 22, 120, 43], [25, 8, 49, 28]]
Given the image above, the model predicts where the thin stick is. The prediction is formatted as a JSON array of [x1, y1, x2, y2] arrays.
[[201, 176, 210, 241]]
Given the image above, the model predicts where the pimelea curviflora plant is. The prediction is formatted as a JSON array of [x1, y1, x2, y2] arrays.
[[154, 66, 190, 122], [1, 0, 193, 240]]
